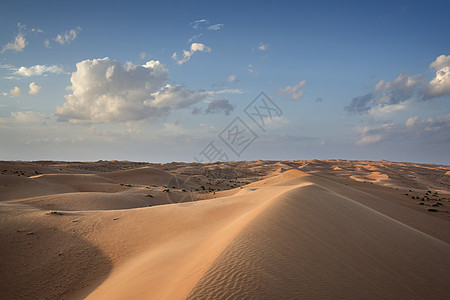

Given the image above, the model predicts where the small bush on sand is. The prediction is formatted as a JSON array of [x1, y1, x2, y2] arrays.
[[47, 211, 64, 215]]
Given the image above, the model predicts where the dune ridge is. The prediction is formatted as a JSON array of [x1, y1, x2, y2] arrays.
[[85, 171, 311, 299]]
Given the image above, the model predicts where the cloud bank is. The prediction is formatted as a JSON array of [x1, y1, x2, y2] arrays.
[[356, 113, 450, 146], [347, 55, 450, 114], [346, 74, 423, 114]]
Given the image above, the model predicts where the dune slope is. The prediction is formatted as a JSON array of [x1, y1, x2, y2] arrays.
[[188, 184, 450, 299]]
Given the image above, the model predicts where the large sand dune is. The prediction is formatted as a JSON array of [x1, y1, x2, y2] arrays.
[[0, 160, 449, 299]]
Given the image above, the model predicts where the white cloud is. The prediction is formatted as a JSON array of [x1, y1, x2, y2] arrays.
[[190, 19, 208, 29], [356, 125, 385, 145], [355, 113, 450, 146], [54, 27, 81, 45], [430, 54, 450, 69], [368, 102, 407, 116], [188, 34, 202, 43], [0, 64, 17, 71], [208, 24, 224, 31], [149, 84, 208, 110], [373, 74, 422, 105], [279, 80, 306, 100], [10, 86, 21, 97], [29, 82, 42, 95], [357, 133, 382, 145], [31, 28, 43, 34], [348, 55, 450, 115], [55, 57, 207, 124], [258, 43, 268, 51], [172, 43, 211, 65], [423, 54, 450, 99], [248, 64, 256, 74], [44, 39, 50, 48], [1, 24, 27, 53], [11, 111, 50, 123], [15, 64, 64, 76], [1, 34, 26, 53], [211, 89, 243, 95], [405, 116, 419, 128], [228, 74, 237, 82]]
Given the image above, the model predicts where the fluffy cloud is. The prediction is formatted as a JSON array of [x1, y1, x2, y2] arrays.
[[1, 34, 26, 53], [15, 64, 64, 76], [374, 74, 423, 105], [429, 55, 450, 70], [1, 24, 27, 53], [28, 82, 42, 95], [54, 27, 81, 45], [422, 54, 450, 99], [10, 86, 21, 97], [55, 57, 209, 124], [205, 98, 234, 115], [208, 24, 224, 31], [346, 74, 423, 114], [279, 80, 306, 100], [405, 116, 419, 128], [172, 43, 211, 65]]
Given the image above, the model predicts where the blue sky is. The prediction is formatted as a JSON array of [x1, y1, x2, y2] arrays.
[[1, 0, 449, 164]]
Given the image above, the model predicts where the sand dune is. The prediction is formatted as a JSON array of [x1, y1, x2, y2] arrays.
[[1, 160, 449, 299], [12, 192, 152, 211], [0, 173, 123, 202], [366, 171, 389, 181], [188, 184, 450, 299], [101, 167, 174, 185]]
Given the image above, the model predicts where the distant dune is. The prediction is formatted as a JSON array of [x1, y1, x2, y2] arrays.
[[0, 160, 449, 299]]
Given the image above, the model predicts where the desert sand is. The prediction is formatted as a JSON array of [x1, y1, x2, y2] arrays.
[[0, 160, 449, 299]]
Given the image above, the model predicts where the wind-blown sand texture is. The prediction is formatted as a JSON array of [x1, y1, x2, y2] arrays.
[[1, 160, 449, 299]]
